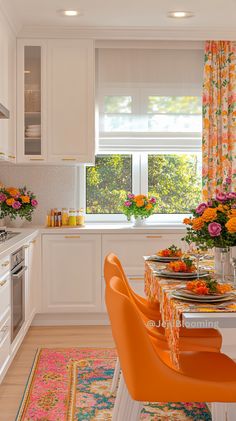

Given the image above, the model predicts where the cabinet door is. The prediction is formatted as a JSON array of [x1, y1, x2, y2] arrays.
[[0, 20, 9, 160], [102, 233, 184, 275], [7, 32, 16, 162], [47, 39, 95, 164], [42, 234, 102, 312], [17, 39, 47, 163]]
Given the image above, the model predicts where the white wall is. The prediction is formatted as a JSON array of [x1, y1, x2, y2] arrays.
[[0, 163, 77, 225]]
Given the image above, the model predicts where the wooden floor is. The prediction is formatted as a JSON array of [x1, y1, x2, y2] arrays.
[[0, 325, 114, 421]]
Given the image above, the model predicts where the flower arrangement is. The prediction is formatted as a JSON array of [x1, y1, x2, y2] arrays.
[[157, 245, 182, 258], [167, 257, 196, 273], [183, 177, 236, 248], [186, 278, 232, 295], [0, 186, 38, 221], [122, 194, 157, 221]]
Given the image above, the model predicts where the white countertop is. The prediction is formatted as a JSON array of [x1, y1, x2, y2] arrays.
[[0, 228, 39, 260], [40, 222, 186, 234], [0, 223, 186, 259]]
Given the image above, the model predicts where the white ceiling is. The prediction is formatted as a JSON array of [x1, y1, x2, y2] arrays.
[[1, 0, 236, 32]]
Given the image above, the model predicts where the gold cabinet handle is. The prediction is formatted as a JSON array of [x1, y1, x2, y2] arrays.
[[62, 158, 77, 161], [1, 261, 9, 267], [0, 279, 7, 287], [146, 235, 162, 239], [64, 235, 81, 239], [29, 158, 45, 161], [0, 152, 5, 155], [30, 239, 36, 244], [8, 155, 16, 159]]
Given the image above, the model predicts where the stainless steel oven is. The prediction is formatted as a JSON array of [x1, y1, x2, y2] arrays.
[[11, 248, 27, 343]]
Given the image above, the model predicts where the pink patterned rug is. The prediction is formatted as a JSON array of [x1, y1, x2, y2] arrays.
[[16, 348, 211, 420]]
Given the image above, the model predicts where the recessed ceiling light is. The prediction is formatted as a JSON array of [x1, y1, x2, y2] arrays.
[[58, 9, 80, 17], [167, 11, 194, 19]]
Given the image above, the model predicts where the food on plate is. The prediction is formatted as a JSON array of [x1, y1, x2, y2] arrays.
[[167, 257, 196, 273], [186, 278, 233, 295], [157, 244, 182, 258]]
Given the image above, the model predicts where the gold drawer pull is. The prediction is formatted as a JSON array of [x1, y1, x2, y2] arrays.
[[146, 235, 162, 239], [0, 279, 7, 287], [129, 277, 143, 281], [30, 240, 36, 244], [62, 158, 77, 161], [30, 158, 45, 161], [0, 152, 5, 155], [8, 155, 16, 159], [1, 261, 9, 267], [64, 235, 81, 239]]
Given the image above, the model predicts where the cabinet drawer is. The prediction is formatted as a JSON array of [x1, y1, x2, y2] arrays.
[[0, 313, 10, 372], [102, 234, 183, 275], [0, 272, 10, 316], [0, 256, 10, 278]]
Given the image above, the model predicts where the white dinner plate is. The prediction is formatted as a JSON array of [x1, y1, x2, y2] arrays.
[[175, 288, 232, 300], [171, 291, 235, 303], [156, 270, 209, 279]]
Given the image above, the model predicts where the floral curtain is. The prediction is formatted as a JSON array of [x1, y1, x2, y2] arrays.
[[202, 41, 236, 200]]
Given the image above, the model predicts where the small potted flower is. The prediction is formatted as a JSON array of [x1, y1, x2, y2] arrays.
[[122, 193, 157, 226], [0, 186, 38, 227]]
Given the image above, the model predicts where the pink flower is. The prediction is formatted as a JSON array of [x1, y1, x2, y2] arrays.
[[216, 192, 227, 202], [208, 222, 222, 237], [226, 192, 236, 199], [124, 201, 132, 207], [12, 201, 21, 209], [127, 193, 135, 199], [195, 202, 208, 215], [31, 199, 38, 207], [149, 197, 157, 204], [207, 200, 213, 207], [0, 193, 6, 202], [226, 176, 232, 185]]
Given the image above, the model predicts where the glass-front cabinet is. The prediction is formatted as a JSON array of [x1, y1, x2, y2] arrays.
[[17, 40, 46, 162]]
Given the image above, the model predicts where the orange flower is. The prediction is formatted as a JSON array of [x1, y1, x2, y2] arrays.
[[226, 217, 236, 233], [20, 195, 30, 203], [6, 187, 20, 197], [202, 207, 217, 222], [145, 203, 152, 211], [183, 218, 192, 225], [228, 209, 236, 218], [136, 199, 145, 207], [134, 194, 146, 202], [6, 198, 15, 206], [192, 217, 204, 231]]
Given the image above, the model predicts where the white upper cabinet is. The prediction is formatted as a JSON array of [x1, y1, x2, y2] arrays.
[[17, 38, 95, 164], [47, 39, 95, 164], [0, 15, 16, 162]]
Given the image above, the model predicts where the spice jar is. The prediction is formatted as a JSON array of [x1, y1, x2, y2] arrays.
[[76, 208, 85, 226], [68, 209, 77, 226], [62, 208, 69, 226]]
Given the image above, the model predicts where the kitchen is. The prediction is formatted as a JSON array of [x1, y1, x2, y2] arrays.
[[1, 1, 236, 420]]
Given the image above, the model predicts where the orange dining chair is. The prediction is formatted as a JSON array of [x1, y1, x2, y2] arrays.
[[106, 274, 236, 421], [104, 253, 222, 392]]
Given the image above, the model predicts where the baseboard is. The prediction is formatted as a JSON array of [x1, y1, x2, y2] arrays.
[[32, 312, 110, 326]]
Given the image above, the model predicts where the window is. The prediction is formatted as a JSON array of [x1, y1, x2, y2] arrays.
[[78, 43, 204, 222], [86, 155, 132, 214], [148, 153, 202, 214]]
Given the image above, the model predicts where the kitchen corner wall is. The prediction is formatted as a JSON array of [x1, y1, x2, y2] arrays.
[[0, 164, 78, 225]]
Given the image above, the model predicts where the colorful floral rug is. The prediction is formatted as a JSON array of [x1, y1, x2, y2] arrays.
[[16, 348, 211, 420]]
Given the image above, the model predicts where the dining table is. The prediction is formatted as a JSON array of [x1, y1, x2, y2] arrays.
[[144, 257, 236, 421]]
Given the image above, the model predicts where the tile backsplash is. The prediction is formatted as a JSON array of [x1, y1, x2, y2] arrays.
[[0, 164, 77, 225]]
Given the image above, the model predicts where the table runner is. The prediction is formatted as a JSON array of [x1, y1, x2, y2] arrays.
[[144, 260, 236, 368]]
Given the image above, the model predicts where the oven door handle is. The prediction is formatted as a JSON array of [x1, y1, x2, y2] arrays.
[[12, 266, 27, 279]]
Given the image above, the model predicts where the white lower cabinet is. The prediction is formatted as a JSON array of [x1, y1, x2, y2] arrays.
[[42, 234, 102, 313], [25, 236, 40, 322], [102, 233, 183, 275]]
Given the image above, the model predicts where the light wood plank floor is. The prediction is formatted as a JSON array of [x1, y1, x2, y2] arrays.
[[0, 326, 114, 421]]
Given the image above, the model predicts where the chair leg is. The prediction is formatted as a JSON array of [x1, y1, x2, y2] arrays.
[[112, 373, 142, 421], [111, 357, 121, 393]]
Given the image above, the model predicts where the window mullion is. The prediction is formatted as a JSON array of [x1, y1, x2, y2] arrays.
[[132, 152, 141, 195], [140, 153, 148, 195]]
